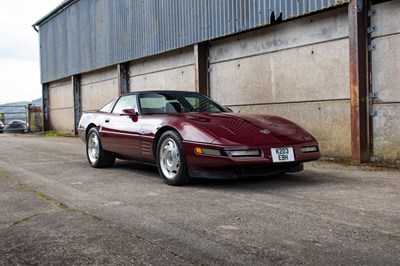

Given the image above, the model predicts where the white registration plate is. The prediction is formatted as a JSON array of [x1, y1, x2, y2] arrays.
[[271, 147, 295, 163]]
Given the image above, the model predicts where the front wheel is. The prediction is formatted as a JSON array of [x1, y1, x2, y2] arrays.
[[86, 128, 115, 168], [156, 131, 190, 185]]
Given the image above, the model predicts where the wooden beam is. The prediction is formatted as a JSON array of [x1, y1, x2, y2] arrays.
[[73, 75, 82, 135], [118, 63, 130, 95], [348, 0, 370, 163], [194, 43, 209, 96], [42, 83, 50, 132]]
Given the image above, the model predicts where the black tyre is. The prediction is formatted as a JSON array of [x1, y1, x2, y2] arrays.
[[156, 131, 190, 185], [86, 127, 115, 168]]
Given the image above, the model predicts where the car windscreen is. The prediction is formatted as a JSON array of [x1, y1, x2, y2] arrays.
[[138, 92, 229, 115]]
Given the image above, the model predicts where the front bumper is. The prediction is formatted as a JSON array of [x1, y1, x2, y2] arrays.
[[184, 141, 319, 179], [189, 163, 304, 179]]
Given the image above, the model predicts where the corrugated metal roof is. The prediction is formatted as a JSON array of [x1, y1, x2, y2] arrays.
[[34, 0, 349, 83]]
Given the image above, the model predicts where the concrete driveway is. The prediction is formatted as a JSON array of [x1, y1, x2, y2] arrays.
[[0, 134, 399, 265]]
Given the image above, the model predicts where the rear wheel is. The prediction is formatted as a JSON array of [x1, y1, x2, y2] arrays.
[[86, 128, 115, 168], [156, 131, 190, 185]]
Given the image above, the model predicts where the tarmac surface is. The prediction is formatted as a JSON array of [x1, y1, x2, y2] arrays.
[[0, 134, 399, 265]]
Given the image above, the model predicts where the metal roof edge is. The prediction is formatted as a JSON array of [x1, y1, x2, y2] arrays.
[[32, 0, 79, 28]]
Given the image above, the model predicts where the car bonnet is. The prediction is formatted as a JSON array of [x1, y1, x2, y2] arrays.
[[183, 113, 316, 146]]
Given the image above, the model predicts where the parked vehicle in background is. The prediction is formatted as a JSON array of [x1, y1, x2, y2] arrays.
[[78, 91, 320, 186], [0, 103, 43, 133], [3, 120, 29, 133], [0, 121, 4, 133]]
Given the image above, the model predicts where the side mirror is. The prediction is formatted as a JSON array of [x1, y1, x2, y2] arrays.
[[121, 109, 138, 122], [120, 109, 137, 116]]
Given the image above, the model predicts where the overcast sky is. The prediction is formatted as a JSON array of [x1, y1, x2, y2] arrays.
[[0, 0, 64, 104]]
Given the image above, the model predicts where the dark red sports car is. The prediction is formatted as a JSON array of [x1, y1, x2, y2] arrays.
[[78, 91, 320, 185]]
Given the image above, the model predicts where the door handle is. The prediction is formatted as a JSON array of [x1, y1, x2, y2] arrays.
[[105, 118, 110, 123]]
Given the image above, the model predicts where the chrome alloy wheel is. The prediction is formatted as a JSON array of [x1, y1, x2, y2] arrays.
[[159, 137, 181, 180], [87, 131, 100, 164]]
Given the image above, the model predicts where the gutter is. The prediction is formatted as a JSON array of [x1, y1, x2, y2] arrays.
[[32, 0, 79, 29]]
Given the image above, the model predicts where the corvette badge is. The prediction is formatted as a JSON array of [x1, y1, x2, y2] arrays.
[[260, 129, 271, 134]]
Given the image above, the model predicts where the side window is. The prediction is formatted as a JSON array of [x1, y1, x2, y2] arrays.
[[139, 96, 165, 109], [139, 94, 167, 114], [112, 95, 138, 114]]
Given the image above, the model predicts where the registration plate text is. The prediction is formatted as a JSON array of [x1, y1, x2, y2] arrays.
[[271, 147, 295, 162]]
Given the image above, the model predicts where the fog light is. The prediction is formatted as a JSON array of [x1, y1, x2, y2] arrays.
[[301, 146, 319, 153], [229, 150, 261, 157]]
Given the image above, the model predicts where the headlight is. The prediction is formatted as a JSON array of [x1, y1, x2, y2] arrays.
[[301, 146, 319, 153], [194, 147, 262, 157], [228, 150, 261, 157]]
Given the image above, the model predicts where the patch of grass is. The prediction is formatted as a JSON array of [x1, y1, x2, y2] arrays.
[[57, 202, 87, 215], [33, 189, 86, 215], [11, 213, 43, 226], [34, 190, 54, 201], [3, 173, 87, 225], [45, 131, 65, 137]]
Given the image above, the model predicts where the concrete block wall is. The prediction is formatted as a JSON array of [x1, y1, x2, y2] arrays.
[[371, 0, 400, 163], [48, 78, 74, 133], [81, 66, 119, 112], [129, 47, 195, 91], [209, 7, 351, 157]]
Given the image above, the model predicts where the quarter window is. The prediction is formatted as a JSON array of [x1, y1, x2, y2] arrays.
[[99, 99, 116, 113]]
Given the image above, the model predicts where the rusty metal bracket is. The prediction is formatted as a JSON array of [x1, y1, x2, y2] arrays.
[[369, 92, 378, 101], [357, 0, 363, 12], [368, 44, 376, 52], [367, 26, 377, 34], [369, 94, 378, 117]]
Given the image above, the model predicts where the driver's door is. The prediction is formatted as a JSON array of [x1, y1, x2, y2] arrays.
[[100, 94, 142, 160]]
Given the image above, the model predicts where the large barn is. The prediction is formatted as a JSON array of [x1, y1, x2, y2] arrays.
[[33, 0, 400, 164]]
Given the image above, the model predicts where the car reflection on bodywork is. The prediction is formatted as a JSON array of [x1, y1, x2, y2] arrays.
[[3, 120, 29, 133]]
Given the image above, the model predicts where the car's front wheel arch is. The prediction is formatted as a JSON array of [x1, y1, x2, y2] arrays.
[[153, 126, 178, 159], [156, 130, 190, 185]]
